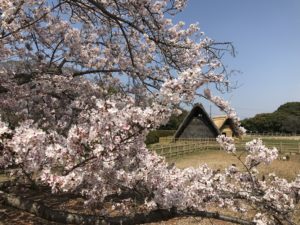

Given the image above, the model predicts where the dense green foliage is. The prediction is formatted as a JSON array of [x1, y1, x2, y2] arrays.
[[241, 102, 300, 134]]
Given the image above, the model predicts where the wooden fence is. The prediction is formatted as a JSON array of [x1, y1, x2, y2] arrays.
[[158, 137, 216, 144], [151, 143, 217, 158], [151, 137, 300, 158], [246, 133, 300, 138], [235, 142, 300, 154], [151, 138, 220, 158]]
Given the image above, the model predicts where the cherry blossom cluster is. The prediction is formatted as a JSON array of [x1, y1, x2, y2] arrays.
[[0, 1, 299, 224], [216, 135, 236, 153], [204, 89, 246, 136], [1, 109, 300, 224], [216, 135, 297, 222], [0, 116, 9, 136], [245, 139, 278, 166], [0, 72, 103, 135]]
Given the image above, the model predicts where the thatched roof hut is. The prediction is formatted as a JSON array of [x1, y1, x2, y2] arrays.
[[212, 115, 240, 137], [174, 104, 220, 140]]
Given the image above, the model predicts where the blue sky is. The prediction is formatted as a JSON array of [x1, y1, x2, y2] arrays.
[[175, 0, 300, 119]]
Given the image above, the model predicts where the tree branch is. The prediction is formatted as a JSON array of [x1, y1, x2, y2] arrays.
[[0, 190, 255, 225], [1, 3, 64, 39], [73, 69, 123, 77]]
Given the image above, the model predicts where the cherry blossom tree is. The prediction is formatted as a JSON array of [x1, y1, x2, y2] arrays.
[[0, 1, 299, 224]]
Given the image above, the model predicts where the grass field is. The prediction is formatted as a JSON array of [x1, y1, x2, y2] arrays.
[[150, 136, 300, 177], [151, 148, 300, 225], [149, 136, 300, 224], [167, 150, 300, 181], [156, 136, 300, 180]]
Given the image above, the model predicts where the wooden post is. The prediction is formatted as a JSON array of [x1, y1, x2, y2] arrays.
[[159, 148, 162, 156]]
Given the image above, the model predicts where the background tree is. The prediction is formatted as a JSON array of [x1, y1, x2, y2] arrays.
[[159, 108, 188, 130], [241, 102, 300, 134], [146, 108, 188, 144]]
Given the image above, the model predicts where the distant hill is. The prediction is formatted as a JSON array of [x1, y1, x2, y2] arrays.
[[241, 102, 300, 134]]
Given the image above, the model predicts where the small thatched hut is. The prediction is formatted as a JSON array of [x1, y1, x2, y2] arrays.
[[212, 115, 240, 137], [174, 104, 220, 140]]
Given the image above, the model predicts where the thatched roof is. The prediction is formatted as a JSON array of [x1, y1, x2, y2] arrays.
[[174, 104, 220, 139], [212, 115, 228, 129], [212, 115, 240, 137]]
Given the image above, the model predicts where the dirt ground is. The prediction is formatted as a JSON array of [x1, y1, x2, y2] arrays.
[[0, 204, 64, 225]]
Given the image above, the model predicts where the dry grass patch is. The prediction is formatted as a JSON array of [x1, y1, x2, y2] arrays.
[[168, 150, 300, 181], [151, 150, 300, 225]]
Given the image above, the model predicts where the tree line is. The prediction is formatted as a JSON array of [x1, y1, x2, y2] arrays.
[[241, 102, 300, 134]]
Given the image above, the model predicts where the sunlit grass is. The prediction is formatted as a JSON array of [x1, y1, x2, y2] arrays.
[[161, 147, 300, 225], [168, 150, 300, 181]]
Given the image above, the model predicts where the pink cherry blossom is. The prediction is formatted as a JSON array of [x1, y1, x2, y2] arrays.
[[0, 1, 298, 224]]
